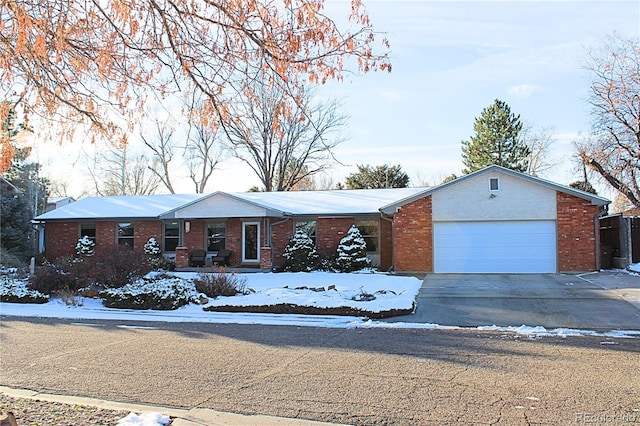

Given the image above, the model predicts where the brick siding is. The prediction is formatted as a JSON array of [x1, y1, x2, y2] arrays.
[[557, 192, 601, 272], [270, 219, 294, 269], [392, 196, 433, 273], [44, 222, 78, 261], [135, 220, 162, 253], [317, 217, 354, 256]]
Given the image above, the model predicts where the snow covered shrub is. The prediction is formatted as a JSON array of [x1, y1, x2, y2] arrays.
[[143, 237, 161, 256], [75, 236, 95, 257], [1, 270, 49, 303], [282, 230, 320, 272], [100, 273, 194, 310], [143, 237, 174, 271], [335, 225, 371, 273], [194, 268, 248, 298]]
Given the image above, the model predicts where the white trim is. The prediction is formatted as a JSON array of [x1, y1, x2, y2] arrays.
[[242, 221, 261, 263]]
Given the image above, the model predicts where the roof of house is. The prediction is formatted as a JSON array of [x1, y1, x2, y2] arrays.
[[34, 194, 206, 220], [380, 165, 610, 214], [34, 188, 426, 221]]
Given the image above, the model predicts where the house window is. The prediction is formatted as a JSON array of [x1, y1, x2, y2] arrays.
[[79, 223, 96, 243], [355, 219, 379, 253], [489, 177, 500, 191], [207, 222, 226, 252], [117, 222, 134, 248], [164, 221, 180, 252], [295, 220, 317, 244]]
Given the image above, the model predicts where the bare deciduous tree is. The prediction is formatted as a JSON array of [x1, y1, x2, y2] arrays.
[[141, 117, 177, 194], [2, 0, 390, 172], [185, 118, 223, 193], [222, 82, 348, 192], [577, 35, 640, 208], [87, 143, 160, 196], [522, 124, 558, 177]]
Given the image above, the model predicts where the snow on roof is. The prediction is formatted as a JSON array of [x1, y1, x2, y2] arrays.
[[35, 194, 206, 220], [34, 188, 427, 220], [235, 188, 426, 215]]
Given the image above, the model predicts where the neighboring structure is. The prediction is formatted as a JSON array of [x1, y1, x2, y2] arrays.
[[600, 214, 640, 267], [34, 166, 610, 273], [45, 196, 75, 212]]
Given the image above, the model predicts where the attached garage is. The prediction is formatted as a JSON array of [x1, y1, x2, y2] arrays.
[[433, 221, 557, 273], [382, 165, 610, 274]]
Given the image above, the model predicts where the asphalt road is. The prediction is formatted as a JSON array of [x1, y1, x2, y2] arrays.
[[1, 317, 639, 425]]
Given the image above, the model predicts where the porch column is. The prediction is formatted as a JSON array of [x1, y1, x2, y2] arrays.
[[175, 247, 189, 268], [260, 246, 272, 271]]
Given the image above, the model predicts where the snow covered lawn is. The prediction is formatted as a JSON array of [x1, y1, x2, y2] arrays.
[[1, 270, 422, 319]]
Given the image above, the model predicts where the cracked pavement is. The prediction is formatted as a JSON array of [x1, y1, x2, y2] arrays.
[[1, 317, 638, 425]]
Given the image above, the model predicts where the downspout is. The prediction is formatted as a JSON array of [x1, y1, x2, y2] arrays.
[[380, 211, 395, 272]]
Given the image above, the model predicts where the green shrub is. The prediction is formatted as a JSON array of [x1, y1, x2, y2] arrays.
[[100, 273, 193, 310], [335, 225, 371, 272], [194, 269, 248, 298], [282, 230, 319, 272]]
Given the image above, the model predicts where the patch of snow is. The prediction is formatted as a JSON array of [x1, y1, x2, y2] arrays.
[[117, 412, 170, 426], [629, 263, 640, 273]]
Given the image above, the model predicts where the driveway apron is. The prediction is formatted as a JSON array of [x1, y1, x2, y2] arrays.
[[383, 273, 640, 329]]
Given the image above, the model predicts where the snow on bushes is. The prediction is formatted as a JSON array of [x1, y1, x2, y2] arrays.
[[144, 237, 175, 271], [282, 230, 319, 272], [75, 236, 96, 256], [335, 225, 370, 272], [0, 268, 49, 304], [100, 273, 195, 310]]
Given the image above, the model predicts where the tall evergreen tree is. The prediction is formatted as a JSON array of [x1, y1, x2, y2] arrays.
[[461, 99, 530, 174]]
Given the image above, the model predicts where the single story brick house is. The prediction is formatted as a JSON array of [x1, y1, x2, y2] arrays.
[[34, 165, 609, 273]]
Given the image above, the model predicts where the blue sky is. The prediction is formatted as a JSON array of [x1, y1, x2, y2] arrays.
[[318, 0, 640, 192], [35, 1, 640, 197]]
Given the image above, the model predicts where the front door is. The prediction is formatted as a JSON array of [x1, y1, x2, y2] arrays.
[[242, 222, 260, 263]]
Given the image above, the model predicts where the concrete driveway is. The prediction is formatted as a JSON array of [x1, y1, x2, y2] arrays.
[[384, 271, 640, 329]]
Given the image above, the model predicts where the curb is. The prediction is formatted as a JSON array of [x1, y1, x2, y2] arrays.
[[0, 386, 344, 426]]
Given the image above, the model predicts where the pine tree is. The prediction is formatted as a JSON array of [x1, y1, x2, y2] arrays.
[[335, 225, 370, 272], [144, 237, 162, 256], [461, 99, 530, 174], [75, 236, 95, 256], [282, 230, 319, 272]]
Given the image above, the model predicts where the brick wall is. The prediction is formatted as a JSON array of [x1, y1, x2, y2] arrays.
[[557, 192, 600, 272], [183, 220, 205, 251], [44, 222, 78, 261], [392, 196, 433, 273], [317, 217, 354, 256], [226, 218, 242, 266], [270, 219, 294, 269], [135, 220, 162, 253], [95, 221, 116, 255]]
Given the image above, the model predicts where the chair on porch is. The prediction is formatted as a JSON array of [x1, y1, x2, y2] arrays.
[[189, 249, 207, 267], [210, 249, 232, 267]]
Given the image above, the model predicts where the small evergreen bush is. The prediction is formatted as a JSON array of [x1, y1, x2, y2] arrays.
[[75, 236, 95, 257], [144, 237, 174, 271], [335, 225, 371, 272], [100, 273, 193, 310], [194, 268, 248, 297], [282, 230, 319, 272]]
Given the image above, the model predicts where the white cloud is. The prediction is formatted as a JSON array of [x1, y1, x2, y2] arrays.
[[507, 84, 543, 98]]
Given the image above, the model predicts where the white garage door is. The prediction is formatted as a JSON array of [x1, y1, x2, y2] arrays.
[[434, 221, 557, 273]]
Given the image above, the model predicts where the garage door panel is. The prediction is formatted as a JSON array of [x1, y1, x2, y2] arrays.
[[434, 221, 556, 273]]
